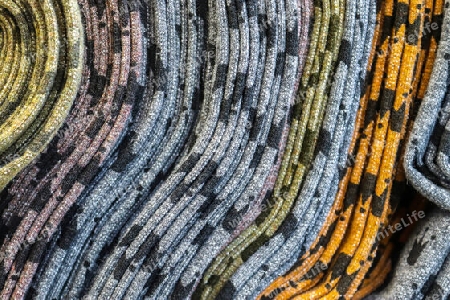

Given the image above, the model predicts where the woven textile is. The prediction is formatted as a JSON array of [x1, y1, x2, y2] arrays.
[[0, 0, 449, 299]]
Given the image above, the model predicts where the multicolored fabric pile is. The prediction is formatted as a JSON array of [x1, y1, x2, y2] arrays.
[[0, 0, 449, 299]]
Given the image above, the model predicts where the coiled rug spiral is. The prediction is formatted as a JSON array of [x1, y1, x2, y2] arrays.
[[1, 0, 450, 299]]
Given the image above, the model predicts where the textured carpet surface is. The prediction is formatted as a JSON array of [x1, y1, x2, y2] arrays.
[[0, 0, 449, 299]]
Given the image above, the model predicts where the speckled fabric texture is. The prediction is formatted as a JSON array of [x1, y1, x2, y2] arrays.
[[0, 0, 449, 299], [404, 0, 450, 210]]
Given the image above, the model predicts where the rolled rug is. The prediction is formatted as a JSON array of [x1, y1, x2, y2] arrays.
[[0, 0, 146, 298], [0, 0, 84, 192]]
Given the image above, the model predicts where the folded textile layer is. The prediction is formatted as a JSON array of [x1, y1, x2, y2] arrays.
[[372, 1, 450, 298], [33, 0, 301, 299], [373, 206, 450, 299], [352, 194, 427, 300], [0, 0, 448, 298], [195, 0, 352, 297], [258, 0, 444, 298], [0, 0, 145, 297], [195, 0, 380, 298], [405, 0, 450, 210], [32, 0, 199, 297], [84, 0, 300, 298]]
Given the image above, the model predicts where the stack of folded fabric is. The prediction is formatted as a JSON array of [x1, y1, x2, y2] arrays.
[[257, 0, 445, 298], [196, 0, 377, 298], [0, 0, 146, 298], [1, 0, 450, 299], [372, 0, 450, 298], [404, 0, 450, 210]]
